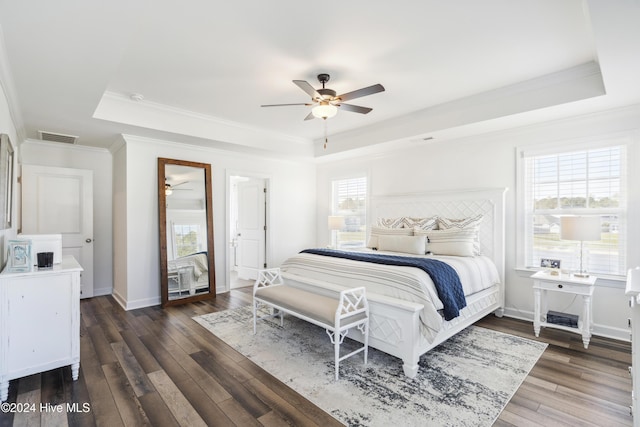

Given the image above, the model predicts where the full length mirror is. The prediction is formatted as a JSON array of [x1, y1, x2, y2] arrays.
[[158, 158, 215, 307]]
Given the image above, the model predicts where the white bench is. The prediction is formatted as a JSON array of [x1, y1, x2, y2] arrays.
[[253, 268, 369, 380]]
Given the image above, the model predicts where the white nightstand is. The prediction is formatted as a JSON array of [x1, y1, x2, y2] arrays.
[[531, 270, 597, 348]]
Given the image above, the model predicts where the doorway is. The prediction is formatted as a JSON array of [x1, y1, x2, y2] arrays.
[[228, 174, 268, 289]]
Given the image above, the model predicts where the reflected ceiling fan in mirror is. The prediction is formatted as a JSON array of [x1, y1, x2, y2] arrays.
[[261, 73, 385, 121], [165, 180, 191, 196]]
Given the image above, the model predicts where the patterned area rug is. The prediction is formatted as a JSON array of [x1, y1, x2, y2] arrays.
[[194, 306, 547, 427]]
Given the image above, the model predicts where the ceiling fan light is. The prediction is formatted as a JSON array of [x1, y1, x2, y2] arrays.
[[165, 183, 173, 196], [312, 103, 337, 119]]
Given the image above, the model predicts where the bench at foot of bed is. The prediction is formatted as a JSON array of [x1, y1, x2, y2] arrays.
[[253, 268, 369, 380]]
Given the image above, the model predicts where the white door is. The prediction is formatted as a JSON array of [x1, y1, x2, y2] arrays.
[[21, 165, 94, 298], [236, 179, 266, 281]]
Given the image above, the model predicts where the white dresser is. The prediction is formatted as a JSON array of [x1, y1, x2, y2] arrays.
[[0, 255, 83, 402], [626, 266, 640, 424]]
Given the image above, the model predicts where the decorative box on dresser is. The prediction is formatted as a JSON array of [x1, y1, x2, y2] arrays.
[[626, 266, 640, 423], [0, 255, 83, 402]]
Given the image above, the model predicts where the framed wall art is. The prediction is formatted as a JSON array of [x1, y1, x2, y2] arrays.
[[7, 239, 32, 273]]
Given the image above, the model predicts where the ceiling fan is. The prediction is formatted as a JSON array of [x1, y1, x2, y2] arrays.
[[261, 73, 385, 120]]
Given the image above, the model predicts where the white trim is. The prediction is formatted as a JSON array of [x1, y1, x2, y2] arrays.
[[101, 91, 311, 147], [121, 133, 315, 165], [518, 131, 633, 157], [93, 286, 114, 297], [22, 138, 111, 153], [111, 287, 161, 311], [516, 134, 631, 275], [225, 169, 272, 293]]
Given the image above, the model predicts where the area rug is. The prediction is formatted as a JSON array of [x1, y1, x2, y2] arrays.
[[194, 306, 547, 427]]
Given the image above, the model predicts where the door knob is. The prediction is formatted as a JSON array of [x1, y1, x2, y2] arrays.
[[86, 238, 92, 243]]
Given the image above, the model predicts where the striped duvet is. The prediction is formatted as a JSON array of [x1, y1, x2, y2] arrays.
[[280, 250, 500, 342]]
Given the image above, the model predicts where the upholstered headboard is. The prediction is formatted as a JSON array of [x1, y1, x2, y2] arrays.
[[369, 187, 507, 287]]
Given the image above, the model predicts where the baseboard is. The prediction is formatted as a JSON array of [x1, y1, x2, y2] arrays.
[[110, 289, 127, 310], [93, 286, 112, 297], [110, 289, 160, 311], [501, 307, 630, 343], [124, 296, 161, 311]]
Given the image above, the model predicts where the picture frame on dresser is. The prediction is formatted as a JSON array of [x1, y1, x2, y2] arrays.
[[7, 239, 32, 273], [0, 134, 14, 230]]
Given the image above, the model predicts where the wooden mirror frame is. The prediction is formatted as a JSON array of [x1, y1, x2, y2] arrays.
[[158, 157, 215, 307]]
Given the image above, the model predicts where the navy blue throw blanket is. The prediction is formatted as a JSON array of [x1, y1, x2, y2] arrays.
[[301, 249, 467, 320]]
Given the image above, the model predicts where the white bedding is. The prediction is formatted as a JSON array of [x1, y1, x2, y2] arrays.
[[280, 249, 500, 342], [168, 252, 209, 279]]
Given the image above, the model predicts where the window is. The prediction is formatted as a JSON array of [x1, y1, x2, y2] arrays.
[[173, 223, 201, 257], [332, 176, 367, 248], [520, 142, 627, 276], [169, 212, 208, 259]]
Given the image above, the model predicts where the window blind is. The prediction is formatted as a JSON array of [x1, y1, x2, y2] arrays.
[[332, 176, 367, 248], [522, 144, 626, 276]]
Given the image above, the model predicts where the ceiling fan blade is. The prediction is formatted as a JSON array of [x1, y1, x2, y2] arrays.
[[303, 111, 315, 121], [171, 181, 189, 188], [261, 103, 313, 107], [337, 84, 385, 102], [338, 103, 373, 114], [293, 80, 322, 100]]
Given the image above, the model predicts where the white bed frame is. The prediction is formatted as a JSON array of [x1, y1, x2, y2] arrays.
[[284, 187, 507, 378]]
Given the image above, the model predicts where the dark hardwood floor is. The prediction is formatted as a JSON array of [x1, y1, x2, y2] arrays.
[[0, 289, 633, 426]]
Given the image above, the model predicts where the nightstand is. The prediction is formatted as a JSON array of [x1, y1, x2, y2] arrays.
[[531, 270, 597, 348]]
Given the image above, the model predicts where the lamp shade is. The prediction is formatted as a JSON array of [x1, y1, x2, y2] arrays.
[[328, 215, 345, 231], [560, 216, 601, 241]]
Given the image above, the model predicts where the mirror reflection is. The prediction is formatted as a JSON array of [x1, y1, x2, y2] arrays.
[[159, 158, 215, 307]]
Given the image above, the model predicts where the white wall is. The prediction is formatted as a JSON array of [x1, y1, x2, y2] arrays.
[[113, 135, 316, 309], [112, 138, 127, 303], [19, 140, 114, 296], [317, 104, 640, 341], [0, 81, 18, 265]]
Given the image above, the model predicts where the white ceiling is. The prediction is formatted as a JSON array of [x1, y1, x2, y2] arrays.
[[1, 0, 639, 159]]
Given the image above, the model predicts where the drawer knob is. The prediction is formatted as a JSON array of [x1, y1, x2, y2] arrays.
[[557, 284, 563, 289]]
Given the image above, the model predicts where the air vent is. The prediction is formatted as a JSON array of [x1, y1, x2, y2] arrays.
[[38, 131, 78, 144]]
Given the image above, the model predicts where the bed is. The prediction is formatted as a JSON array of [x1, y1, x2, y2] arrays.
[[279, 188, 506, 378], [167, 252, 210, 298]]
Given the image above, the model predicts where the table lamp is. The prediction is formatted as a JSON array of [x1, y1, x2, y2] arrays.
[[328, 215, 345, 249], [560, 216, 601, 278]]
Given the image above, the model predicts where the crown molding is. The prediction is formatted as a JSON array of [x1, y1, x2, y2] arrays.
[[22, 138, 111, 153], [95, 91, 313, 156], [314, 61, 606, 157], [121, 133, 315, 165]]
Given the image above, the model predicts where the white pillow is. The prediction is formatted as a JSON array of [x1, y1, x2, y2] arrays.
[[437, 214, 483, 255], [402, 216, 438, 230], [415, 228, 478, 257], [437, 214, 483, 230], [375, 217, 406, 228], [367, 226, 413, 249], [375, 216, 437, 229], [377, 235, 426, 255]]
